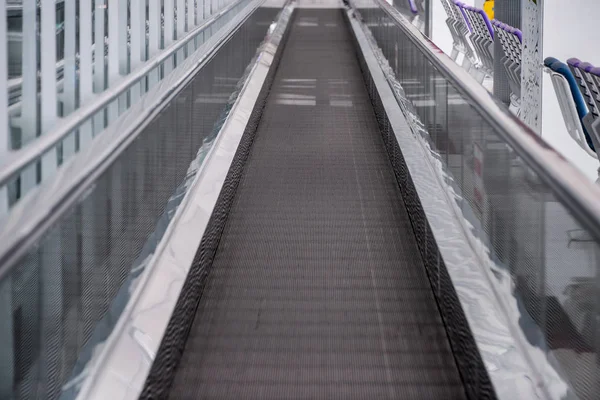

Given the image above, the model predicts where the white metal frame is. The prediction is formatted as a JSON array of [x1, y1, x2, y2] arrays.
[[0, 0, 240, 216], [1, 0, 9, 214]]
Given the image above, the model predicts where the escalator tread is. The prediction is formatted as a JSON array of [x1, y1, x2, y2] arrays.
[[169, 8, 467, 399]]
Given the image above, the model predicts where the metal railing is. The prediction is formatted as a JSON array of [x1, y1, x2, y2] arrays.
[[0, 0, 259, 276], [0, 0, 240, 214], [376, 0, 600, 241], [0, 0, 272, 398]]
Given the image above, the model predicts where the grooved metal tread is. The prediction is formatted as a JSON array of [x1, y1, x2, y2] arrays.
[[169, 8, 467, 399]]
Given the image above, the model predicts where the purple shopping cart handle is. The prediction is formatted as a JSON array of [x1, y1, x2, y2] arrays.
[[455, 2, 473, 31], [407, 0, 418, 14], [568, 58, 582, 67], [513, 28, 522, 43], [591, 67, 600, 77], [568, 58, 598, 73], [580, 62, 594, 72]]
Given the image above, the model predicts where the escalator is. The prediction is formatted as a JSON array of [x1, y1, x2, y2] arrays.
[[142, 8, 470, 399]]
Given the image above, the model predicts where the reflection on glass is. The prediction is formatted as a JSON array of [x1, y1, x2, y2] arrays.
[[358, 2, 600, 398]]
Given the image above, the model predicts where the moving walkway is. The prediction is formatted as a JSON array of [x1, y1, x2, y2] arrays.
[[2, 1, 600, 399]]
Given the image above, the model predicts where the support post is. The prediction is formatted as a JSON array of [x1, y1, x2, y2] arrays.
[[63, 0, 77, 160], [164, 0, 175, 73], [0, 0, 8, 215], [94, 0, 107, 93], [131, 0, 146, 101], [108, 0, 127, 120], [40, 0, 58, 180], [94, 0, 107, 135], [148, 0, 161, 86], [21, 0, 38, 194], [79, 0, 94, 148], [177, 0, 186, 64], [521, 0, 543, 133]]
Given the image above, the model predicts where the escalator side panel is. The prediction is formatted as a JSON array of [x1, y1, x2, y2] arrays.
[[168, 9, 467, 399], [344, 10, 497, 399], [139, 8, 285, 399]]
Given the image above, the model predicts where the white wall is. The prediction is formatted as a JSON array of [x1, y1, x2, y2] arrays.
[[431, 0, 452, 55]]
